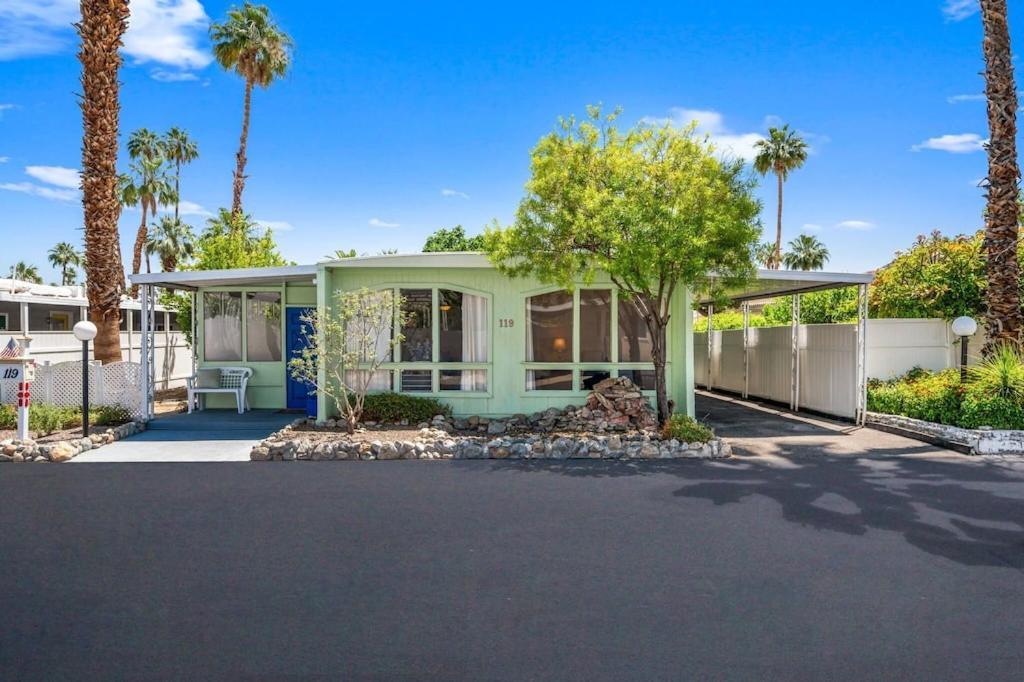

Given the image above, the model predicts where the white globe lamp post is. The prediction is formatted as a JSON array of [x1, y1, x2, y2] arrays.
[[73, 321, 98, 436], [950, 316, 977, 382]]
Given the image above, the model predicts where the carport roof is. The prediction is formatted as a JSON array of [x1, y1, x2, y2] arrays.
[[128, 253, 873, 298], [697, 269, 874, 305]]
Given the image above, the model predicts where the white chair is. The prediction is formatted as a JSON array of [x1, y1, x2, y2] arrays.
[[186, 367, 253, 414]]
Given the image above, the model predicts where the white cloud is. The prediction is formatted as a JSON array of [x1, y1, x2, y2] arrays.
[[0, 156, 9, 163], [912, 133, 986, 153], [947, 93, 985, 103], [25, 164, 80, 189], [369, 218, 400, 228], [441, 188, 469, 199], [123, 0, 211, 70], [150, 68, 200, 82], [0, 103, 14, 112], [0, 181, 77, 202], [942, 0, 978, 21], [0, 0, 211, 75], [256, 219, 294, 232], [836, 220, 875, 231], [178, 200, 212, 217], [643, 108, 766, 162]]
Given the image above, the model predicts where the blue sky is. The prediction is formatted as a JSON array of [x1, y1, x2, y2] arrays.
[[0, 0, 1005, 282]]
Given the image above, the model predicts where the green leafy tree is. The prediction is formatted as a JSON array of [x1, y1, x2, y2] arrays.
[[485, 107, 761, 423], [782, 234, 829, 270], [48, 242, 83, 285], [761, 288, 860, 325], [210, 3, 293, 215], [162, 127, 199, 221], [289, 288, 406, 432], [422, 225, 486, 252], [8, 261, 43, 284], [146, 216, 196, 272], [753, 125, 808, 269], [869, 231, 987, 319]]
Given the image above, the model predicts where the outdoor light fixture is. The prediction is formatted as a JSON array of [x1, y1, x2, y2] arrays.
[[951, 316, 977, 382], [73, 320, 98, 436]]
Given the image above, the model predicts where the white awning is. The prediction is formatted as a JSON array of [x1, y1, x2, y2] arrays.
[[129, 265, 318, 291]]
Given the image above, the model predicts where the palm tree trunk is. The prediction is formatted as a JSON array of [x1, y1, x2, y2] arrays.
[[774, 172, 784, 270], [78, 0, 129, 364], [130, 205, 148, 298], [981, 0, 1024, 351], [174, 160, 181, 221], [232, 79, 254, 216]]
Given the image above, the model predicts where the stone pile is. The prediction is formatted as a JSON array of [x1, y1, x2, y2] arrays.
[[0, 421, 145, 463]]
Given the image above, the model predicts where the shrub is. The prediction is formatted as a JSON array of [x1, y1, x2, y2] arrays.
[[92, 405, 133, 427], [958, 393, 1024, 429], [359, 392, 451, 424], [0, 405, 15, 430], [867, 368, 963, 426], [661, 414, 714, 442], [0, 403, 133, 435]]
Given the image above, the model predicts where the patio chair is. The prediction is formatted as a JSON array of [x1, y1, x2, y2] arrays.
[[186, 367, 253, 414]]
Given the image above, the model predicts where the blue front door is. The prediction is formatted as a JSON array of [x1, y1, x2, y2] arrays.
[[286, 307, 315, 410]]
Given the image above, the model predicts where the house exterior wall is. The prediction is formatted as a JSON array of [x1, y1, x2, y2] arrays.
[[192, 266, 695, 418]]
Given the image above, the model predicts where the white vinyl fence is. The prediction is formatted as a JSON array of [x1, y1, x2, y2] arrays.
[[0, 330, 191, 389], [0, 360, 145, 419], [696, 318, 978, 420]]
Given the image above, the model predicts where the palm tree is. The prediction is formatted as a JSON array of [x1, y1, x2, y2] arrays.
[[782, 234, 830, 271], [752, 242, 776, 269], [146, 216, 196, 272], [126, 127, 162, 162], [210, 3, 293, 216], [77, 0, 129, 363], [48, 242, 83, 285], [120, 156, 177, 291], [162, 127, 199, 220], [980, 0, 1024, 350], [753, 125, 808, 269], [325, 248, 356, 260], [8, 262, 43, 284]]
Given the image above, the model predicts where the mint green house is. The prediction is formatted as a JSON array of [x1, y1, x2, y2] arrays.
[[131, 253, 870, 422]]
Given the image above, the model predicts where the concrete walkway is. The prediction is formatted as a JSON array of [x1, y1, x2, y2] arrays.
[[73, 410, 297, 462]]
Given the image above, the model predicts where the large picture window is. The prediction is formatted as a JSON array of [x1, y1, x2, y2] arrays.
[[203, 291, 242, 361], [579, 289, 611, 362], [439, 289, 488, 362], [618, 297, 653, 363], [246, 292, 282, 362], [400, 289, 433, 362], [526, 290, 573, 363]]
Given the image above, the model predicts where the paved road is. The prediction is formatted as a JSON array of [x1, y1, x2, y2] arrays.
[[3, 396, 1024, 680]]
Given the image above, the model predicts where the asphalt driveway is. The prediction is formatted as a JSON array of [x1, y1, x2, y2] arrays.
[[2, 396, 1023, 680]]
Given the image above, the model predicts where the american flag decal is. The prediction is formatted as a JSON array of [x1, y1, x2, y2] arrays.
[[0, 338, 22, 359]]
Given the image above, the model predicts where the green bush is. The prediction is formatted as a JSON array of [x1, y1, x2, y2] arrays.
[[661, 414, 714, 442], [359, 392, 451, 423], [867, 368, 963, 426], [0, 403, 133, 436], [958, 392, 1024, 429]]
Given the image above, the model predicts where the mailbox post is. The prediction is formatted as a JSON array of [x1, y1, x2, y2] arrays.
[[1, 356, 36, 441]]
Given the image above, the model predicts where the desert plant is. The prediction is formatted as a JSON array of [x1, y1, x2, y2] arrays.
[[967, 342, 1024, 401], [661, 414, 714, 443], [289, 288, 406, 433]]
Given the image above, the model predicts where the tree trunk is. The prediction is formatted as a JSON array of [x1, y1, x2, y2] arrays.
[[645, 315, 671, 425], [773, 171, 784, 270], [232, 79, 253, 216], [130, 204, 148, 298], [980, 0, 1024, 352], [78, 0, 129, 364], [174, 160, 181, 221]]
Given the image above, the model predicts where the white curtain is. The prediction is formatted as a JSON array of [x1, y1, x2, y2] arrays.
[[344, 290, 394, 363], [344, 369, 392, 391], [460, 294, 487, 391], [204, 293, 241, 362], [525, 297, 534, 362]]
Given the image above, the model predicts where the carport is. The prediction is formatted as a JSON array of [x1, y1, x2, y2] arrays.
[[695, 270, 874, 424]]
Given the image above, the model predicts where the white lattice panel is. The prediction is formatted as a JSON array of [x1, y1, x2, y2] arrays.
[[0, 360, 144, 419]]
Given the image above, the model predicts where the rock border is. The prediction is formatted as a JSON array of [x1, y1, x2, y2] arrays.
[[866, 411, 1024, 455], [251, 417, 730, 461], [0, 421, 146, 463]]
